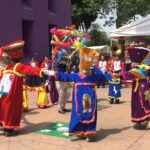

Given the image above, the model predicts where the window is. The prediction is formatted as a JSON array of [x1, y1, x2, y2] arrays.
[[22, 0, 32, 7], [48, 0, 55, 13]]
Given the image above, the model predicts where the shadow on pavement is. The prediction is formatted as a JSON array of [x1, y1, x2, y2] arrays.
[[118, 101, 127, 104], [95, 126, 132, 142], [97, 104, 111, 111], [20, 121, 53, 135], [24, 110, 40, 116], [20, 110, 54, 135], [97, 98, 108, 102]]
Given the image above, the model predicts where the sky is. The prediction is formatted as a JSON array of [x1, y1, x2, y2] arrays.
[[94, 11, 143, 36], [94, 9, 117, 35], [94, 16, 116, 34]]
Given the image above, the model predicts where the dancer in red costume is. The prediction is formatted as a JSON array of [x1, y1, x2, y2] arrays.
[[0, 41, 46, 136]]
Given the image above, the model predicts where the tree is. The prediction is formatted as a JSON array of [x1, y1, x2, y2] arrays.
[[116, 0, 150, 27], [103, 0, 150, 27], [71, 0, 110, 31], [71, 0, 150, 30], [88, 24, 110, 46]]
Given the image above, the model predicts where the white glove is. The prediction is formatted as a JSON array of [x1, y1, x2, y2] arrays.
[[48, 70, 55, 76], [45, 80, 49, 86], [43, 69, 55, 76]]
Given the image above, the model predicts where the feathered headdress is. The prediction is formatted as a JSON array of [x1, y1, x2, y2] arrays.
[[0, 40, 25, 60]]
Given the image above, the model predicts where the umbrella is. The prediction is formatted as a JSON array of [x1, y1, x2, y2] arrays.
[[127, 47, 150, 63]]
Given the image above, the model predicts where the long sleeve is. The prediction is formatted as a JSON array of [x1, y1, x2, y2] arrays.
[[56, 72, 78, 82], [105, 73, 112, 81], [52, 41, 72, 49], [14, 63, 42, 76], [0, 68, 4, 78], [90, 66, 108, 85]]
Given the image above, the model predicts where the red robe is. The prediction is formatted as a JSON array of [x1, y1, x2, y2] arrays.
[[0, 63, 42, 129]]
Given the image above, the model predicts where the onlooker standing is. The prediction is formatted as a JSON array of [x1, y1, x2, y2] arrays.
[[98, 55, 107, 87], [55, 50, 70, 113], [98, 55, 107, 74], [113, 56, 122, 73]]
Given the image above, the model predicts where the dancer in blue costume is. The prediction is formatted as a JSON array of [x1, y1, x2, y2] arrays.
[[55, 66, 106, 142], [129, 64, 150, 129], [127, 46, 150, 129], [108, 72, 121, 104]]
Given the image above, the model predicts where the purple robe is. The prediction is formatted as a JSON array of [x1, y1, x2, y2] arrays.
[[47, 76, 58, 104], [131, 79, 150, 122], [47, 61, 58, 104]]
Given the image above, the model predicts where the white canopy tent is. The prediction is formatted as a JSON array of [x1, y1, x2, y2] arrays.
[[87, 45, 111, 55], [87, 45, 109, 51], [110, 15, 150, 38]]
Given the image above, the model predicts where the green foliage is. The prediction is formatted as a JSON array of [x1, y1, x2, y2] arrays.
[[71, 0, 110, 30], [115, 0, 150, 27], [87, 24, 110, 46], [98, 0, 150, 27], [71, 0, 150, 30]]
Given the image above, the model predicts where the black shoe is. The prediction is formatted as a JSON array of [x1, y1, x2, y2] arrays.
[[63, 108, 71, 112], [58, 110, 65, 114], [0, 130, 4, 135], [109, 98, 114, 104], [4, 130, 18, 137], [69, 136, 85, 141], [97, 85, 100, 88], [23, 108, 29, 112], [86, 136, 96, 142], [115, 99, 120, 104], [133, 121, 149, 130]]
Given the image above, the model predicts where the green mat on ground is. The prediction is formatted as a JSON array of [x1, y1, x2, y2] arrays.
[[35, 122, 69, 139]]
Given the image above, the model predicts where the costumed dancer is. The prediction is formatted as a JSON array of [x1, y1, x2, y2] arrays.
[[36, 57, 50, 109], [0, 41, 47, 136], [23, 57, 47, 110], [50, 27, 73, 113], [23, 58, 40, 111], [107, 72, 121, 104], [41, 57, 58, 105], [127, 46, 150, 129], [52, 47, 106, 142]]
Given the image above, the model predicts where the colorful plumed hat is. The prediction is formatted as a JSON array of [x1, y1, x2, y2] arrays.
[[114, 49, 122, 56], [79, 47, 99, 73], [127, 47, 150, 63], [50, 27, 71, 37], [112, 71, 120, 77], [129, 64, 150, 79], [0, 40, 24, 60]]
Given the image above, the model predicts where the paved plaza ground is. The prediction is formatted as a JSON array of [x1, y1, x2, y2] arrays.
[[0, 87, 150, 150]]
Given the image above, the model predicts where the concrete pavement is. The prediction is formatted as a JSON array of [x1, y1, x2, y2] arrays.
[[0, 87, 150, 150]]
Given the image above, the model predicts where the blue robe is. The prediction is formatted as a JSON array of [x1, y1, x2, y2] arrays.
[[131, 79, 150, 122], [56, 67, 105, 137], [108, 78, 121, 98], [106, 74, 121, 98]]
